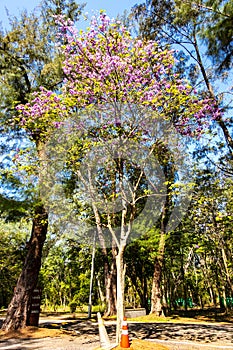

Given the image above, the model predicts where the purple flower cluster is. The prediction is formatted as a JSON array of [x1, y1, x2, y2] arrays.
[[15, 12, 222, 139], [15, 87, 67, 134]]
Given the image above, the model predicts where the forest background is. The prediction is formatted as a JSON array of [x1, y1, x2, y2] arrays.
[[0, 0, 232, 335]]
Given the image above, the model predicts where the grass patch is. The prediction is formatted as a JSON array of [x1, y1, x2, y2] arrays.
[[127, 308, 233, 324]]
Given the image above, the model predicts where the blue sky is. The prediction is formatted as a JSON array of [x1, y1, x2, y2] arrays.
[[0, 0, 143, 30]]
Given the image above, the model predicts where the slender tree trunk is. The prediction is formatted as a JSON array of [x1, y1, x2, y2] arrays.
[[105, 246, 117, 316], [221, 246, 233, 294], [84, 168, 117, 316], [96, 274, 105, 304], [2, 205, 48, 331], [116, 246, 126, 343], [91, 209, 117, 316], [180, 249, 188, 311], [202, 258, 215, 306], [142, 274, 149, 313]]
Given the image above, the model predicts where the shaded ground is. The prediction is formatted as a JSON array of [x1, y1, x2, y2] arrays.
[[0, 309, 233, 349], [167, 308, 233, 323]]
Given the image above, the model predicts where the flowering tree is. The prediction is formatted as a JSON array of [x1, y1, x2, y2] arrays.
[[15, 12, 220, 340]]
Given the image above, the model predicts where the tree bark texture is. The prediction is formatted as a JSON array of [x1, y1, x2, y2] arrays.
[[104, 255, 117, 316], [2, 206, 48, 331], [150, 233, 166, 316]]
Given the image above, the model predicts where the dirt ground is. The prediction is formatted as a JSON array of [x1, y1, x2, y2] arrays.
[[0, 311, 233, 350], [0, 325, 169, 350]]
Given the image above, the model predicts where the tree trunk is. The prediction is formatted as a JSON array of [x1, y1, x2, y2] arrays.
[[116, 247, 126, 343], [221, 246, 233, 294], [150, 258, 164, 315], [109, 256, 117, 315], [104, 256, 117, 316], [150, 232, 166, 315], [150, 139, 175, 316], [2, 205, 48, 331], [96, 274, 105, 304], [86, 169, 117, 316]]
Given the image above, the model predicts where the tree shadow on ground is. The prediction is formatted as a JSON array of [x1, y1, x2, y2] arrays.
[[168, 307, 233, 323], [1, 310, 233, 346], [128, 322, 233, 344], [39, 317, 233, 344]]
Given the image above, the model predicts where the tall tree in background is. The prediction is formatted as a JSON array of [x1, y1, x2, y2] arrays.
[[132, 0, 233, 153], [1, 0, 84, 331], [200, 0, 233, 71], [132, 0, 233, 314]]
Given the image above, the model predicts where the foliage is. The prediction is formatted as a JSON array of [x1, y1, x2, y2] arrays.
[[0, 0, 86, 218], [40, 239, 94, 310], [0, 220, 30, 307], [132, 0, 233, 72]]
